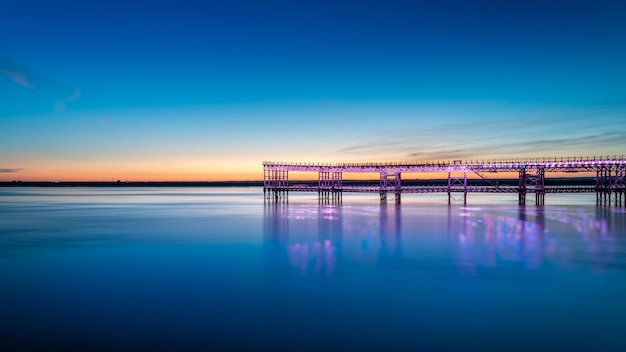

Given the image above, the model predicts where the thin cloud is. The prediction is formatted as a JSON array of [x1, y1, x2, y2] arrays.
[[334, 101, 626, 162], [54, 88, 82, 111], [338, 141, 409, 154], [0, 168, 22, 173], [495, 131, 626, 156], [337, 127, 626, 162], [0, 69, 33, 89]]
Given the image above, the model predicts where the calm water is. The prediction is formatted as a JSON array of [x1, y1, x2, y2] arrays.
[[1, 187, 626, 351]]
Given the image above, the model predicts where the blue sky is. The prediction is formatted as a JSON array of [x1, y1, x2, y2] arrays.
[[1, 0, 625, 180]]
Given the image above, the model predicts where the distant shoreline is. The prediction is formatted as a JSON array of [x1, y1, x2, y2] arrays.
[[0, 177, 597, 187]]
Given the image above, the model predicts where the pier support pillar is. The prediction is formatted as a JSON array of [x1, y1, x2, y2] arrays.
[[447, 170, 467, 205], [459, 171, 468, 205], [448, 171, 452, 205], [332, 171, 343, 194], [264, 167, 288, 201], [595, 166, 626, 207], [395, 172, 402, 204], [319, 170, 343, 194], [532, 168, 545, 205], [611, 165, 626, 207], [319, 190, 342, 205], [318, 170, 329, 193], [518, 168, 526, 205], [518, 167, 544, 205], [380, 171, 401, 203], [596, 167, 611, 206]]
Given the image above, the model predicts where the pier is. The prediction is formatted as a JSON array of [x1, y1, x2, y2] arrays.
[[263, 156, 626, 206]]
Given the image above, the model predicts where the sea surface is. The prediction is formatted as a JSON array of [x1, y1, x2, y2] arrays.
[[1, 187, 626, 351]]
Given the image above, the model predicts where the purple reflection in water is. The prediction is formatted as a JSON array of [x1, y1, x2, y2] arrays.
[[457, 212, 551, 271], [287, 240, 336, 276], [454, 206, 620, 276], [265, 200, 625, 276]]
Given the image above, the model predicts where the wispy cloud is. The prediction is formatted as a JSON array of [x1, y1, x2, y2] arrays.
[[335, 103, 626, 161], [54, 88, 82, 111], [339, 141, 409, 154], [0, 69, 34, 89], [0, 168, 22, 173], [1, 57, 85, 117]]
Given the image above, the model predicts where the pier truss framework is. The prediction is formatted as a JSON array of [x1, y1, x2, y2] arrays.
[[263, 156, 626, 206]]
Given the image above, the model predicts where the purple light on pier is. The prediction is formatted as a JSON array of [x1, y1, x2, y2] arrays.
[[263, 156, 626, 206]]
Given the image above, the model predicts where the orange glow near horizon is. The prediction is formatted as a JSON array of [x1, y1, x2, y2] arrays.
[[0, 170, 266, 182], [0, 160, 266, 182], [0, 157, 600, 183], [3, 171, 597, 182]]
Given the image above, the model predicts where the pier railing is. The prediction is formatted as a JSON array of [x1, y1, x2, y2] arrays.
[[263, 155, 625, 168]]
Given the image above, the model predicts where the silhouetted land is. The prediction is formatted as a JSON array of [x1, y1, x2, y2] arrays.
[[0, 178, 597, 187]]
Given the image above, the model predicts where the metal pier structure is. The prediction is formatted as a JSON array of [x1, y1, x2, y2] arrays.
[[263, 156, 626, 206]]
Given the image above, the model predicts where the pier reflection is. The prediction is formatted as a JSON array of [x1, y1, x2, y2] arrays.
[[454, 207, 548, 273], [263, 201, 401, 276], [263, 200, 625, 276], [454, 205, 624, 274], [263, 201, 341, 276]]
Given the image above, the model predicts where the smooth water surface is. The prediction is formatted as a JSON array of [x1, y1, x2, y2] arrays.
[[1, 188, 626, 351]]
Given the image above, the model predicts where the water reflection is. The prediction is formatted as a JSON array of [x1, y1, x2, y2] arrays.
[[454, 205, 623, 273], [456, 208, 548, 272], [264, 200, 626, 276], [263, 201, 403, 275], [263, 201, 341, 276], [287, 240, 336, 276]]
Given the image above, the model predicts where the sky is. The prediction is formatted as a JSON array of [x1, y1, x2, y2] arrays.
[[1, 0, 626, 181]]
